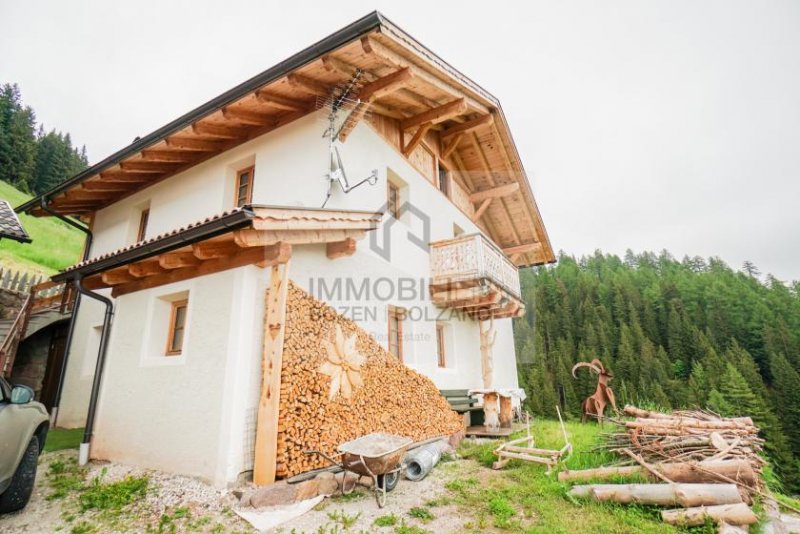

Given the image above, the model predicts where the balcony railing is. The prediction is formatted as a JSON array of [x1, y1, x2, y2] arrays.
[[429, 233, 521, 300]]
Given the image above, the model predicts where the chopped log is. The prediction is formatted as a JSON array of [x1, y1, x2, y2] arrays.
[[661, 503, 758, 527], [569, 483, 743, 507], [558, 460, 758, 486]]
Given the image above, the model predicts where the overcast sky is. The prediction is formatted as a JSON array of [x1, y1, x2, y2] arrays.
[[2, 1, 798, 281]]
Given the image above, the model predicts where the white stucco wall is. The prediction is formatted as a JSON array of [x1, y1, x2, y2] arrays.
[[59, 111, 520, 485]]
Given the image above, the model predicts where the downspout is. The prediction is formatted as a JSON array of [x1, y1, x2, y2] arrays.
[[74, 277, 114, 465], [39, 197, 93, 426]]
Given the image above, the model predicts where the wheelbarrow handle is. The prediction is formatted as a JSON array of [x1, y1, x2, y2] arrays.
[[303, 449, 343, 467]]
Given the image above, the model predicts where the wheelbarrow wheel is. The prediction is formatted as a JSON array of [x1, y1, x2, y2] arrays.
[[376, 471, 399, 492]]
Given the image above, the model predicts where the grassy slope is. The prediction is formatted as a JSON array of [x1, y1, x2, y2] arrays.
[[454, 420, 714, 534], [0, 180, 83, 275]]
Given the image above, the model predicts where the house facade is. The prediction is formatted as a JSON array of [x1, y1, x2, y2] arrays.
[[17, 12, 554, 487]]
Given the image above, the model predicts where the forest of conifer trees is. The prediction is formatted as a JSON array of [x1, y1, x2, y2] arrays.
[[515, 250, 800, 492], [0, 83, 88, 195]]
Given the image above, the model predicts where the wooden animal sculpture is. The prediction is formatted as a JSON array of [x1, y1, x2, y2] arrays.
[[572, 359, 618, 423]]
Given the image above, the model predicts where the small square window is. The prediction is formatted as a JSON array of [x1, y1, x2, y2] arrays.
[[387, 182, 400, 219], [235, 166, 254, 207], [166, 299, 188, 355]]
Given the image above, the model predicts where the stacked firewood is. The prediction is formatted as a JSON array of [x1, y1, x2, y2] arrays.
[[560, 405, 787, 531], [275, 283, 463, 478]]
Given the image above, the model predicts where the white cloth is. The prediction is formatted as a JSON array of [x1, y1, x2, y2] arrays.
[[235, 495, 325, 532]]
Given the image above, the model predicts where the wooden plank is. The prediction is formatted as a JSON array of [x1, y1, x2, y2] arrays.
[[98, 171, 155, 182], [469, 183, 520, 203], [400, 99, 466, 131], [164, 137, 225, 151], [81, 181, 135, 192], [222, 107, 274, 126], [191, 240, 242, 260], [253, 261, 291, 485], [502, 242, 544, 257], [140, 150, 194, 162], [402, 123, 432, 156], [100, 268, 137, 286], [255, 91, 312, 112], [359, 68, 413, 101], [287, 73, 331, 96], [441, 114, 494, 139], [326, 238, 357, 259], [191, 122, 248, 139], [472, 198, 493, 221], [128, 259, 164, 278], [159, 251, 201, 270], [63, 190, 117, 201], [119, 160, 180, 172]]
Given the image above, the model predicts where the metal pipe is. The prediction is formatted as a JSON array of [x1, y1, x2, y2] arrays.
[[39, 198, 92, 426], [74, 277, 114, 465]]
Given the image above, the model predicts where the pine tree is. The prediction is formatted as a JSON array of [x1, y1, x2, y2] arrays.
[[769, 353, 800, 454]]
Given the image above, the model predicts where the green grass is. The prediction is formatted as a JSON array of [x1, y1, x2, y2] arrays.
[[45, 427, 84, 452], [0, 180, 84, 274], [453, 419, 716, 533]]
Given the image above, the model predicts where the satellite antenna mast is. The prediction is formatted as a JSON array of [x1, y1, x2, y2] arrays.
[[320, 69, 378, 208]]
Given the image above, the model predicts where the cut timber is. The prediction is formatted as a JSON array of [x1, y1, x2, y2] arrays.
[[441, 133, 463, 159], [255, 91, 312, 112], [254, 261, 290, 485], [441, 114, 493, 139], [192, 122, 247, 139], [469, 183, 520, 203], [100, 268, 137, 286], [159, 252, 201, 270], [191, 240, 241, 260], [661, 503, 757, 527], [165, 137, 225, 151], [359, 68, 413, 101], [569, 484, 743, 507], [400, 99, 467, 130], [557, 459, 758, 487], [222, 107, 273, 126], [326, 238, 357, 259], [128, 260, 164, 278], [81, 181, 135, 192], [402, 123, 432, 156], [140, 150, 194, 162], [287, 73, 331, 96], [119, 160, 179, 172]]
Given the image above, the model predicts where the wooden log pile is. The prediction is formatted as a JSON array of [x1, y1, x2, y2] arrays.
[[275, 283, 463, 478], [561, 404, 787, 531]]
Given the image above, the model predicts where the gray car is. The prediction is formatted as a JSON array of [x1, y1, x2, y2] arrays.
[[0, 376, 48, 513]]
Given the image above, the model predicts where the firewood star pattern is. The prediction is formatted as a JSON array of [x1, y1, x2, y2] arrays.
[[319, 324, 365, 400]]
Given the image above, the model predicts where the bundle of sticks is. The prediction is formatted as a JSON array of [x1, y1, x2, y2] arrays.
[[559, 405, 792, 532]]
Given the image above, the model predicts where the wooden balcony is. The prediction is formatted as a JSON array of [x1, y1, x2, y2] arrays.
[[429, 234, 524, 320]]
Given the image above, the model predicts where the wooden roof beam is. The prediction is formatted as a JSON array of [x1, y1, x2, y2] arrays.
[[192, 122, 248, 139], [361, 36, 490, 114], [472, 198, 493, 222], [119, 160, 181, 172], [81, 181, 136, 192], [165, 137, 226, 151], [287, 73, 332, 96], [337, 68, 414, 142], [63, 190, 117, 202], [140, 149, 194, 162], [326, 238, 357, 259], [101, 267, 138, 286], [400, 98, 466, 130], [255, 91, 313, 112], [441, 114, 493, 139], [503, 242, 544, 258], [441, 133, 463, 159], [402, 122, 432, 156], [159, 251, 201, 270], [221, 107, 274, 126], [469, 183, 520, 203], [128, 259, 165, 278], [191, 239, 242, 260], [98, 171, 154, 182]]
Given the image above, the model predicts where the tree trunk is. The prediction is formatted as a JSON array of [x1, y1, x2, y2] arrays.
[[569, 483, 743, 507], [558, 460, 758, 487], [661, 503, 757, 526]]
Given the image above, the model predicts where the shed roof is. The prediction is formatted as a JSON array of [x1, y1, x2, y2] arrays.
[[0, 200, 31, 243]]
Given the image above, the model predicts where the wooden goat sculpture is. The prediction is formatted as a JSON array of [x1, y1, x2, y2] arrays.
[[572, 359, 618, 423]]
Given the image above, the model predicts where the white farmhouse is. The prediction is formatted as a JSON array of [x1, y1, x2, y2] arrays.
[[16, 12, 554, 487]]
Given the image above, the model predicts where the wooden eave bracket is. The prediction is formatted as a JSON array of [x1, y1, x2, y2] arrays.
[[326, 238, 357, 259], [402, 122, 432, 157], [337, 68, 413, 143], [400, 98, 467, 131], [469, 182, 520, 204]]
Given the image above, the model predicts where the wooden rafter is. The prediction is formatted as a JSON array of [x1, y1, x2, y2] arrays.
[[140, 150, 194, 162], [81, 181, 135, 192], [222, 107, 274, 126], [503, 242, 544, 258], [192, 122, 248, 139], [165, 137, 225, 151], [469, 182, 520, 203], [400, 99, 466, 130], [472, 198, 493, 222], [159, 251, 201, 270], [128, 260, 164, 278], [255, 90, 312, 112], [287, 73, 331, 96], [338, 68, 413, 142], [402, 122, 432, 157], [326, 238, 357, 259], [63, 190, 116, 202], [441, 114, 493, 139], [119, 160, 180, 172], [98, 171, 154, 182], [191, 240, 241, 260], [441, 133, 463, 159], [100, 268, 137, 286]]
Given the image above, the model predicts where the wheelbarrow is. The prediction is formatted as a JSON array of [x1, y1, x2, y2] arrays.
[[305, 432, 412, 507]]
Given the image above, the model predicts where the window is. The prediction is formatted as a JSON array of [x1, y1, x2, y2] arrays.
[[437, 162, 450, 198], [436, 323, 447, 368], [137, 209, 149, 242], [388, 306, 405, 361], [166, 299, 188, 355], [387, 181, 400, 219], [235, 166, 254, 207]]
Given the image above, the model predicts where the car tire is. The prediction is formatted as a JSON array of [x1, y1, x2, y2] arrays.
[[0, 438, 39, 514]]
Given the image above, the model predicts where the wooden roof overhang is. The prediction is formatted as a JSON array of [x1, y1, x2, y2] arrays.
[[18, 11, 554, 268], [431, 280, 525, 321], [53, 206, 382, 298]]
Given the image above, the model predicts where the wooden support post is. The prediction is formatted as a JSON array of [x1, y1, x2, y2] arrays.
[[499, 395, 513, 428], [402, 123, 432, 157], [253, 261, 290, 485]]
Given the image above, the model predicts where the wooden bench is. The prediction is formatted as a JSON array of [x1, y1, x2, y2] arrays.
[[440, 389, 484, 426]]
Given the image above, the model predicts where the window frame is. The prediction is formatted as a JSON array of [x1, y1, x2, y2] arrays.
[[137, 208, 150, 242], [436, 323, 447, 368], [387, 306, 405, 361], [437, 161, 450, 198], [235, 166, 255, 207], [165, 299, 189, 356], [387, 181, 400, 219]]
